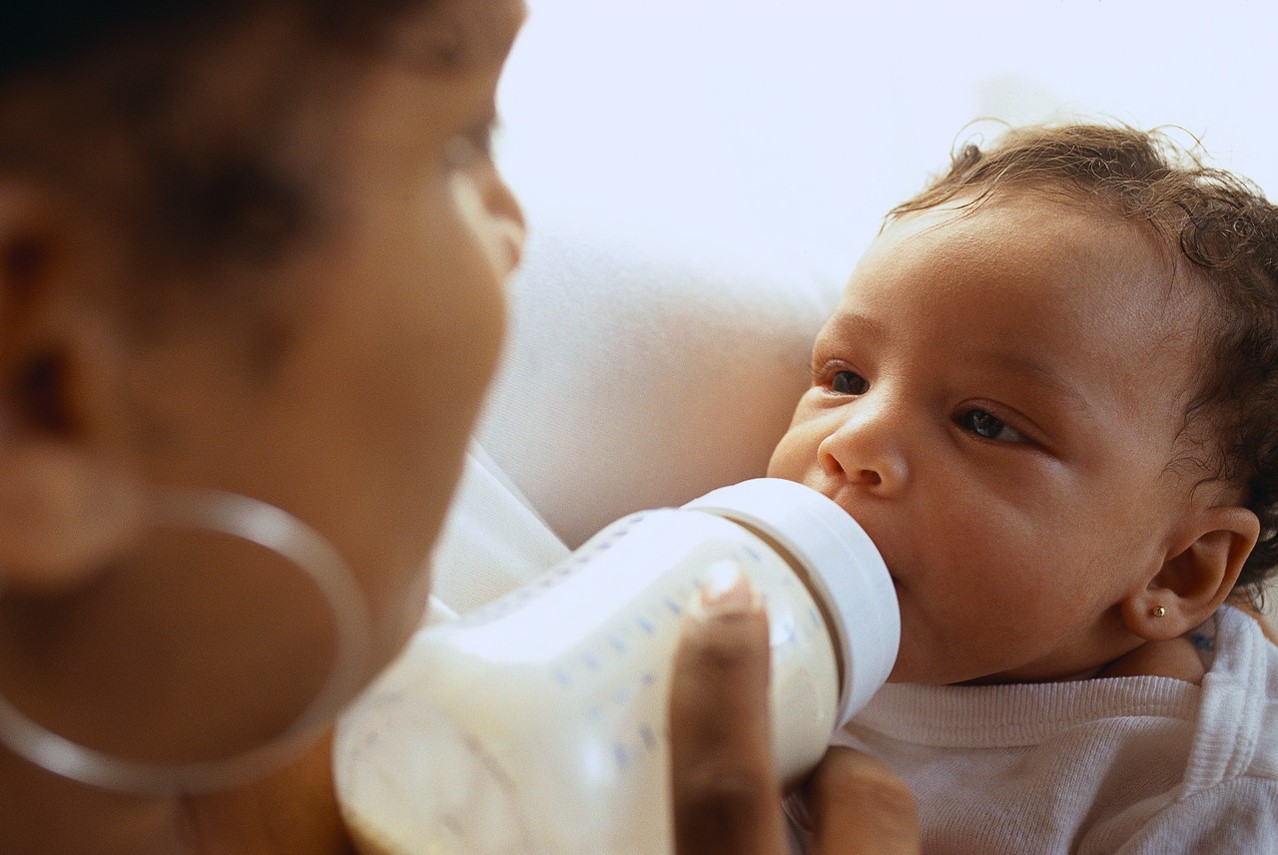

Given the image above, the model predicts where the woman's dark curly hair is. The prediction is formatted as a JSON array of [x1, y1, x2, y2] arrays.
[[887, 122, 1278, 597], [0, 0, 445, 274], [0, 1, 430, 80]]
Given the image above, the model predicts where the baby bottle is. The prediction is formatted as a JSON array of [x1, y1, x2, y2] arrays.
[[335, 478, 899, 855]]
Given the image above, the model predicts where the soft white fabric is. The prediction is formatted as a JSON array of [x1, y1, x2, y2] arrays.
[[830, 605, 1278, 854], [430, 444, 571, 615], [430, 224, 839, 615], [468, 225, 839, 551]]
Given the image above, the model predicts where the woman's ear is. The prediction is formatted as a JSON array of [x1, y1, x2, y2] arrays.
[[1122, 505, 1261, 641], [0, 181, 144, 592]]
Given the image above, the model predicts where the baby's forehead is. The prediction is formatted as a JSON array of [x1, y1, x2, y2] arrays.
[[880, 188, 1147, 252], [872, 190, 1196, 309], [847, 190, 1213, 409]]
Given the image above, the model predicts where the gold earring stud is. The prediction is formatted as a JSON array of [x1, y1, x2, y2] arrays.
[[1152, 606, 1167, 618]]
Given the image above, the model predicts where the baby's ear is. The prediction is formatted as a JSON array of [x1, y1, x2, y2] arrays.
[[0, 181, 144, 592], [1122, 506, 1260, 641]]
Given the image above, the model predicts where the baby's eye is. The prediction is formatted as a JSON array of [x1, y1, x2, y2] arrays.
[[830, 370, 869, 396], [959, 408, 1027, 443]]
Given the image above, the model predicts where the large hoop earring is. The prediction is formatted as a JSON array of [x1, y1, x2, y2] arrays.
[[0, 487, 371, 795]]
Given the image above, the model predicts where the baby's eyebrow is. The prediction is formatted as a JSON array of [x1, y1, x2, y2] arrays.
[[823, 310, 887, 343], [985, 350, 1094, 416]]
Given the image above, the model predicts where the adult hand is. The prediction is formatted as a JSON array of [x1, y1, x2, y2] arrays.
[[668, 573, 920, 855]]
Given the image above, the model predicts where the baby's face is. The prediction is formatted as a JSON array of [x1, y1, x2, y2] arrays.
[[769, 192, 1212, 685]]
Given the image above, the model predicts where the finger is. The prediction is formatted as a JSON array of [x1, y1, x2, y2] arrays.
[[806, 747, 921, 855], [669, 569, 787, 855]]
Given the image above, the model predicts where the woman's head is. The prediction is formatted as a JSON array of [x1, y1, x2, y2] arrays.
[[0, 0, 520, 277], [887, 123, 1278, 598], [0, 0, 525, 788]]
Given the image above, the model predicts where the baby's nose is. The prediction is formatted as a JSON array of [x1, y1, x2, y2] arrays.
[[816, 405, 909, 495]]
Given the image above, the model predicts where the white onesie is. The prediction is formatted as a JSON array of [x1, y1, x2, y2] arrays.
[[830, 605, 1278, 853]]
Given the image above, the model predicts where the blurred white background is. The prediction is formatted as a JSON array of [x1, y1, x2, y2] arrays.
[[488, 0, 1278, 623], [498, 0, 1278, 287]]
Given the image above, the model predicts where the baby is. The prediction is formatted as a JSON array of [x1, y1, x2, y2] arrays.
[[771, 123, 1278, 852]]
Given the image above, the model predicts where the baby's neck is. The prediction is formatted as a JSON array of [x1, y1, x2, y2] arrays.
[[1093, 635, 1206, 684]]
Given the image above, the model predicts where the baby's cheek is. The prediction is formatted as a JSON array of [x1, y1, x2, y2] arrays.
[[766, 427, 814, 479], [764, 451, 788, 479], [904, 564, 1038, 682]]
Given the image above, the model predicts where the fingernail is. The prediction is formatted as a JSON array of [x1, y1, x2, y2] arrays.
[[699, 560, 758, 616]]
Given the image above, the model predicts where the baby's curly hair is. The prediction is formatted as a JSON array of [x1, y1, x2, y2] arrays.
[[887, 122, 1278, 597]]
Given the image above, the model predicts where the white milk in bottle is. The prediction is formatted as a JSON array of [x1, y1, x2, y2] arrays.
[[335, 478, 899, 855]]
